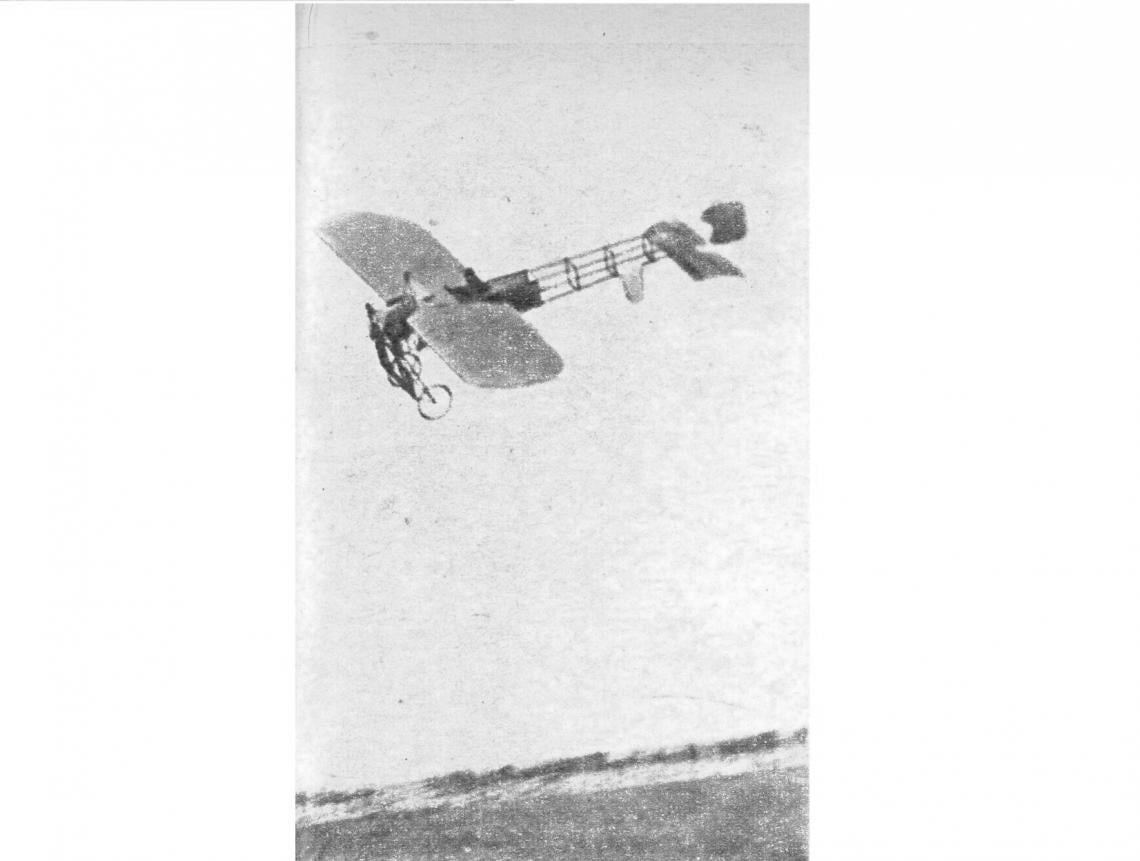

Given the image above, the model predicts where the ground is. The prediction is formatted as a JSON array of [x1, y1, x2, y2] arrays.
[[298, 767, 807, 861]]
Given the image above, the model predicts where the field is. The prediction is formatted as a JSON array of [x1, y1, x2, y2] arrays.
[[297, 735, 807, 860], [299, 768, 805, 861]]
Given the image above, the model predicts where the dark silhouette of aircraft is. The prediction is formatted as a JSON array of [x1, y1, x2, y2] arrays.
[[318, 202, 748, 419]]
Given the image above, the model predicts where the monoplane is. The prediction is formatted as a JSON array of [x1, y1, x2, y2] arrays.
[[318, 202, 749, 419]]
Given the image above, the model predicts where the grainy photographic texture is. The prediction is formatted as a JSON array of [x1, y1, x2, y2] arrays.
[[297, 4, 808, 858]]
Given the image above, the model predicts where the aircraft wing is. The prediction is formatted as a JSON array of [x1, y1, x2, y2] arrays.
[[409, 302, 564, 389], [317, 212, 467, 303]]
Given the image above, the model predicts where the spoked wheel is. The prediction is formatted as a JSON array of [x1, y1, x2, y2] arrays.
[[416, 384, 453, 420]]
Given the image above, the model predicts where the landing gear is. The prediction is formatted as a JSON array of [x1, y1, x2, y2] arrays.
[[377, 333, 453, 421], [363, 297, 452, 422]]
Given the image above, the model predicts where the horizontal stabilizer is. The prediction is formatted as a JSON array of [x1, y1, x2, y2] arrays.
[[317, 212, 467, 303], [645, 221, 744, 281], [409, 302, 563, 389]]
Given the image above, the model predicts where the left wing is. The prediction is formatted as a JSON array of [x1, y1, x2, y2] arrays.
[[317, 212, 467, 303], [409, 302, 563, 389]]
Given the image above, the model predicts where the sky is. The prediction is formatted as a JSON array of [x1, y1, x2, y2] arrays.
[[296, 3, 808, 790]]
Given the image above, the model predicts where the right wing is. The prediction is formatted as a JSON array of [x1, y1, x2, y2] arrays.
[[409, 302, 563, 389]]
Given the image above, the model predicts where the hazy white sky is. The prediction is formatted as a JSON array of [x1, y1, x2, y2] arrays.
[[297, 3, 807, 790]]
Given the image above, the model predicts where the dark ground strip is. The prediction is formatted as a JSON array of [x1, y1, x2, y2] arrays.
[[297, 766, 807, 861]]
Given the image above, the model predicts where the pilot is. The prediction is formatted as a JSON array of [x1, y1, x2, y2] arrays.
[[445, 268, 491, 301], [463, 268, 490, 294]]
